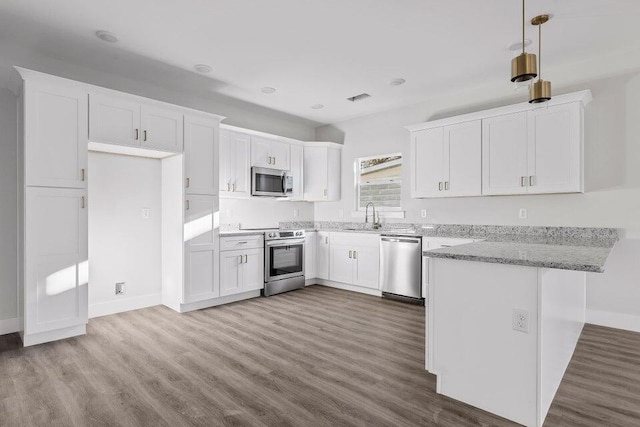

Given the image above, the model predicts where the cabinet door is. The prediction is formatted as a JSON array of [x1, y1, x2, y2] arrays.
[[329, 245, 354, 284], [289, 144, 304, 200], [304, 232, 316, 280], [184, 195, 218, 303], [353, 245, 380, 289], [242, 248, 265, 292], [316, 232, 330, 280], [185, 115, 219, 196], [527, 103, 582, 194], [25, 187, 88, 336], [89, 92, 141, 147], [412, 127, 445, 198], [25, 81, 88, 189], [219, 130, 234, 194], [445, 120, 482, 197], [251, 136, 272, 168], [482, 112, 528, 195], [140, 104, 184, 152], [233, 135, 251, 196], [219, 130, 250, 197], [304, 146, 328, 201], [220, 250, 242, 297], [269, 140, 290, 170]]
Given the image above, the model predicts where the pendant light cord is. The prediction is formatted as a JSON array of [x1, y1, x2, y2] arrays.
[[522, 0, 526, 54], [538, 22, 542, 80]]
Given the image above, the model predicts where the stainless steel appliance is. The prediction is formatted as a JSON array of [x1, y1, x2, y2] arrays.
[[251, 167, 293, 197], [380, 235, 422, 300], [263, 230, 305, 296]]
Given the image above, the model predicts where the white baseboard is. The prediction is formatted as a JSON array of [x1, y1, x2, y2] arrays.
[[22, 324, 86, 347], [0, 317, 19, 336], [313, 279, 382, 297], [587, 309, 640, 333], [175, 290, 261, 313], [89, 293, 162, 318]]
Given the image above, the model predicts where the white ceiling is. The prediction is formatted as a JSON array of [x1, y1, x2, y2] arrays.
[[0, 0, 639, 124]]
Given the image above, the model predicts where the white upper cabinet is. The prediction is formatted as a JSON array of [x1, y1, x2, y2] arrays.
[[409, 91, 590, 198], [90, 92, 184, 153], [251, 136, 290, 170], [289, 143, 304, 200], [140, 104, 184, 152], [89, 92, 141, 147], [219, 130, 251, 198], [304, 144, 341, 201], [527, 103, 582, 194], [411, 121, 481, 198], [185, 114, 219, 196], [482, 112, 529, 195], [25, 80, 88, 189]]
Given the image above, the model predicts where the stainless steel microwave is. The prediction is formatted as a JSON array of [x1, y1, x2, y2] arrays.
[[251, 167, 293, 197]]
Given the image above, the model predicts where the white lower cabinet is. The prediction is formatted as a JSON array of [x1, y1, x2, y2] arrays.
[[329, 232, 380, 290], [219, 236, 264, 297], [316, 232, 330, 280], [23, 187, 88, 344], [304, 232, 317, 280]]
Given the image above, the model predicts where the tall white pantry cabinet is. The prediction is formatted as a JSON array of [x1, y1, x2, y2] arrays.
[[15, 67, 224, 346]]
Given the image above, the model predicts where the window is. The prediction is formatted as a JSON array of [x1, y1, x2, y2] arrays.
[[355, 153, 402, 211]]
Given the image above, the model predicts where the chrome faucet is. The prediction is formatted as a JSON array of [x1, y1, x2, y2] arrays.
[[365, 202, 380, 229]]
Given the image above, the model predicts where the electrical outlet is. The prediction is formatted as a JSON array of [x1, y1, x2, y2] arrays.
[[142, 208, 150, 219], [421, 209, 427, 219], [115, 282, 126, 295], [519, 208, 528, 219], [512, 309, 529, 333]]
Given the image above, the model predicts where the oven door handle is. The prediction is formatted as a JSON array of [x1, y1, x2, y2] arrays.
[[266, 239, 305, 247]]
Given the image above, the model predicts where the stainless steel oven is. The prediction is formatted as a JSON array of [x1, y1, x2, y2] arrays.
[[252, 167, 293, 197], [263, 230, 305, 296]]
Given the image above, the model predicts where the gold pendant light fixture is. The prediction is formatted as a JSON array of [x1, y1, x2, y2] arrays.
[[529, 14, 551, 103], [511, 0, 537, 82]]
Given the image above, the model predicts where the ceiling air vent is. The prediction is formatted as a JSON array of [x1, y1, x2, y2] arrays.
[[347, 93, 371, 102]]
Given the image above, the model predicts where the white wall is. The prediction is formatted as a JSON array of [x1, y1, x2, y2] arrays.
[[0, 88, 17, 330], [88, 152, 162, 317], [315, 71, 640, 331], [220, 198, 314, 230]]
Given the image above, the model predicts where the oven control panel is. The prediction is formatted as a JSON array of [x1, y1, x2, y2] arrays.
[[265, 230, 306, 240]]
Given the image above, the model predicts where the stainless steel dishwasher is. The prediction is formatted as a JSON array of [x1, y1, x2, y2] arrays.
[[380, 235, 422, 300]]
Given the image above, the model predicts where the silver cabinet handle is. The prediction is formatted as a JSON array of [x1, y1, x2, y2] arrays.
[[353, 250, 357, 259], [232, 182, 236, 192], [244, 255, 248, 263], [521, 176, 526, 187], [186, 178, 190, 188], [81, 169, 85, 181], [267, 156, 272, 165], [227, 182, 230, 192], [529, 176, 534, 186], [438, 182, 443, 191], [325, 236, 328, 244], [273, 157, 276, 165], [444, 181, 449, 191], [81, 196, 85, 209], [135, 129, 139, 140], [186, 200, 190, 210], [143, 130, 148, 141], [323, 189, 327, 197], [239, 255, 243, 264], [349, 250, 352, 258]]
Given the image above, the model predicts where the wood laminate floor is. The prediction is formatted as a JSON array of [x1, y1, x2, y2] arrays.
[[1, 285, 640, 426]]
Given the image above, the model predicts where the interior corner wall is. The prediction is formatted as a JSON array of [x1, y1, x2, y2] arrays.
[[0, 88, 17, 330], [88, 152, 162, 317]]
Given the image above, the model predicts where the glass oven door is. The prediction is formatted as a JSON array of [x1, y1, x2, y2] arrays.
[[266, 239, 304, 282]]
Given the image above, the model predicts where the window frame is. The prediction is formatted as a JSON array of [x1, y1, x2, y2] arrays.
[[354, 152, 403, 213]]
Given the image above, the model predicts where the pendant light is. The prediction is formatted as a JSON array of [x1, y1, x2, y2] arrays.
[[511, 0, 537, 82], [529, 15, 551, 103]]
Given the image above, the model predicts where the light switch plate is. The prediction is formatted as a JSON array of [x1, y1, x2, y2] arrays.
[[142, 208, 150, 219], [421, 209, 427, 218], [519, 208, 528, 219]]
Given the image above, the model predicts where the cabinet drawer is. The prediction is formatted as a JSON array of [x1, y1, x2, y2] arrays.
[[330, 231, 380, 248], [220, 235, 264, 251]]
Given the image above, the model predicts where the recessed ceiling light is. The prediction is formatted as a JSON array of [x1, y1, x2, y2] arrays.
[[95, 30, 118, 43], [508, 39, 532, 52], [261, 87, 276, 94], [311, 104, 324, 110], [194, 64, 213, 73], [390, 78, 406, 86]]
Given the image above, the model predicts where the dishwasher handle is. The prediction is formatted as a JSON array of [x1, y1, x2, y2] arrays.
[[381, 237, 421, 244]]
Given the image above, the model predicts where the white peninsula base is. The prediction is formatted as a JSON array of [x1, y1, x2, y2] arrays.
[[427, 258, 586, 427]]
